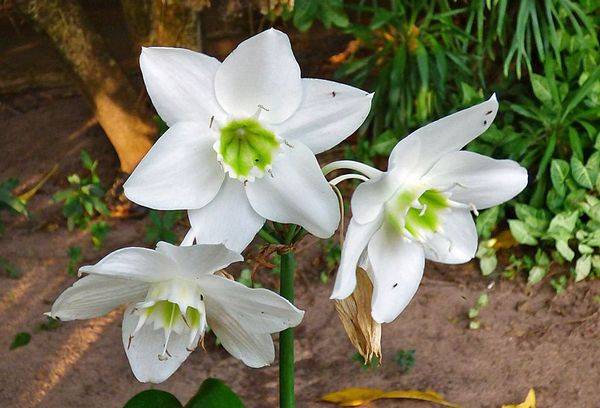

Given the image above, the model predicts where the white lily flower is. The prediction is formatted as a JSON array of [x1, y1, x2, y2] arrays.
[[47, 242, 304, 383], [123, 28, 373, 252], [329, 95, 528, 323]]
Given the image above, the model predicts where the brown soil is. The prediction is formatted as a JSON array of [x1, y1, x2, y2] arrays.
[[1, 5, 599, 408]]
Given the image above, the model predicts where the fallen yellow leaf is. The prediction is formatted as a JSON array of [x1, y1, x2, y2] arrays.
[[321, 387, 461, 407], [502, 389, 536, 408]]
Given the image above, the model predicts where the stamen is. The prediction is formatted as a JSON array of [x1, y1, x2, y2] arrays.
[[328, 173, 369, 186], [252, 104, 269, 119], [321, 160, 380, 179], [469, 203, 479, 216]]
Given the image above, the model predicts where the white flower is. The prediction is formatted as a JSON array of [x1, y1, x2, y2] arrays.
[[123, 28, 373, 252], [47, 242, 304, 383], [329, 95, 528, 323]]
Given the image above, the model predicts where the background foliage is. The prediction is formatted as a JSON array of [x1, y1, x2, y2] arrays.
[[278, 0, 600, 287]]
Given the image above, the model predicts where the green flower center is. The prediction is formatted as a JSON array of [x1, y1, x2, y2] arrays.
[[129, 280, 207, 360], [386, 188, 449, 239], [216, 118, 280, 180]]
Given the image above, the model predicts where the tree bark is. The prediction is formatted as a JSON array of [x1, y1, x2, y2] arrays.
[[16, 0, 156, 173], [121, 0, 209, 51]]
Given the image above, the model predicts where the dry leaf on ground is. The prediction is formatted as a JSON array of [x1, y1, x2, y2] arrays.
[[321, 387, 461, 407], [502, 389, 536, 408]]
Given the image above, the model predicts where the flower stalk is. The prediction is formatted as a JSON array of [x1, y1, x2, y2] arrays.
[[279, 249, 296, 408]]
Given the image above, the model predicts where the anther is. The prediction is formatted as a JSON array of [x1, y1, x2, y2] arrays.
[[127, 335, 134, 350], [469, 203, 479, 216], [209, 115, 214, 129]]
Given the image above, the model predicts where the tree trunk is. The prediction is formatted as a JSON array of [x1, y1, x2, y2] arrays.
[[121, 0, 209, 51], [16, 0, 156, 173]]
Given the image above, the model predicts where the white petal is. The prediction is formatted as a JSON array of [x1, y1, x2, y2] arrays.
[[273, 79, 373, 154], [49, 275, 148, 321], [79, 247, 176, 282], [199, 274, 303, 333], [389, 94, 499, 175], [367, 225, 425, 323], [425, 151, 528, 209], [155, 242, 243, 276], [122, 306, 199, 383], [203, 291, 276, 367], [140, 47, 226, 126], [214, 29, 302, 123], [350, 168, 405, 225], [246, 141, 340, 238], [188, 178, 265, 252], [330, 215, 382, 299], [124, 122, 225, 210], [423, 208, 478, 264]]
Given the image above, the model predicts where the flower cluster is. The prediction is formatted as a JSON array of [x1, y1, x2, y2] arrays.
[[48, 29, 527, 383]]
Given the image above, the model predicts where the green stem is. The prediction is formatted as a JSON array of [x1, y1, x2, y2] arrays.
[[258, 227, 280, 245], [279, 250, 295, 408]]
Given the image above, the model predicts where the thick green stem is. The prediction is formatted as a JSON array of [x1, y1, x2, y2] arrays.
[[279, 250, 295, 408]]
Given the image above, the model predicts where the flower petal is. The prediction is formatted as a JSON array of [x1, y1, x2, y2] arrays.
[[425, 151, 528, 209], [199, 274, 303, 334], [155, 242, 243, 276], [188, 178, 265, 252], [214, 29, 302, 123], [389, 94, 499, 175], [79, 247, 176, 282], [122, 306, 199, 383], [367, 225, 425, 323], [140, 47, 226, 126], [350, 168, 405, 225], [273, 79, 372, 153], [124, 122, 225, 210], [246, 141, 340, 238], [204, 295, 275, 367], [49, 275, 148, 321], [331, 215, 383, 300], [423, 208, 478, 264]]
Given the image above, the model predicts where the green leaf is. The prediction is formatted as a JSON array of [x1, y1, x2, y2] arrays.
[[530, 73, 553, 105], [547, 211, 579, 239], [550, 159, 570, 196], [570, 157, 593, 188], [514, 203, 548, 231], [10, 332, 31, 350], [527, 265, 547, 285], [575, 255, 592, 282], [185, 378, 244, 408], [476, 207, 500, 239], [508, 219, 538, 245], [480, 253, 498, 276], [555, 240, 575, 262], [124, 390, 182, 408]]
